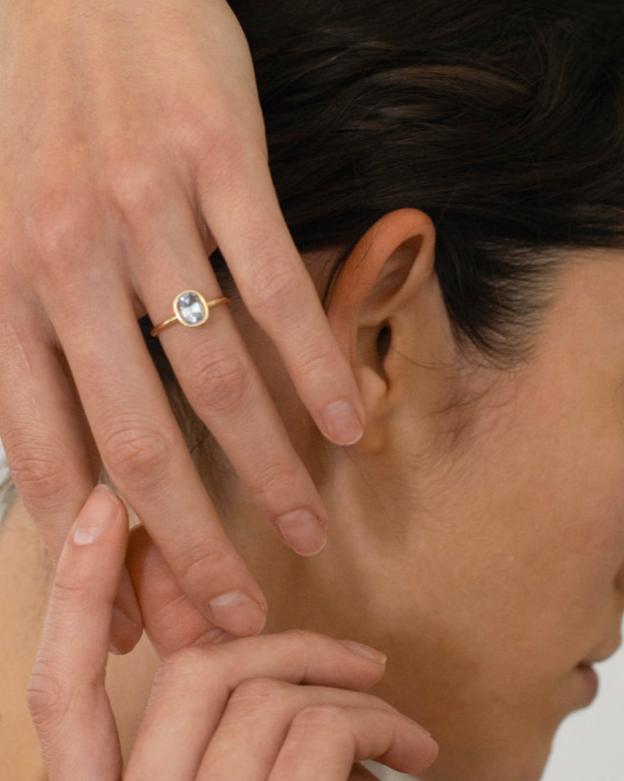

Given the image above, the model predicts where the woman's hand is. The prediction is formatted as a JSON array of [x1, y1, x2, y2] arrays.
[[0, 0, 367, 652], [28, 484, 439, 779]]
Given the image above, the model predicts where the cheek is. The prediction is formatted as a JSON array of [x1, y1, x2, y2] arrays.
[[471, 377, 624, 672], [523, 375, 624, 593], [394, 401, 623, 769], [424, 373, 624, 684]]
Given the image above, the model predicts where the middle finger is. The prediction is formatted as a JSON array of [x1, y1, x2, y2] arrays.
[[41, 262, 268, 638], [131, 197, 329, 557]]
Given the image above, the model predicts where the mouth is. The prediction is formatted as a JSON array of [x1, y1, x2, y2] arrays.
[[579, 636, 622, 666], [579, 656, 609, 666], [574, 662, 600, 702]]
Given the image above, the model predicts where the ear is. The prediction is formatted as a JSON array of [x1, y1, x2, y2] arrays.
[[325, 208, 456, 453]]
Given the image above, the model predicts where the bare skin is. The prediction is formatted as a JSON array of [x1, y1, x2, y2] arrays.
[[1, 489, 438, 779], [0, 0, 367, 656], [3, 208, 624, 780], [0, 496, 157, 779], [125, 208, 624, 780]]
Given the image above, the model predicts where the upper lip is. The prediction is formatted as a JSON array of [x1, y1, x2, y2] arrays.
[[580, 638, 622, 665], [580, 657, 609, 665]]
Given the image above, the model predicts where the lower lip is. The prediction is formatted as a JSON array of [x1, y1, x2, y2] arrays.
[[576, 664, 600, 702]]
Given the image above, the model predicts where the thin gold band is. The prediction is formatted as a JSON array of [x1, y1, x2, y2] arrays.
[[150, 292, 231, 338]]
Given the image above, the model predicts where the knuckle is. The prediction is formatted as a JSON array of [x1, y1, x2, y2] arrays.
[[293, 703, 347, 730], [163, 646, 212, 676], [5, 438, 69, 508], [282, 627, 316, 647], [247, 258, 295, 315], [279, 628, 322, 672], [171, 645, 210, 666], [185, 347, 250, 414], [103, 152, 169, 224], [177, 541, 236, 591], [26, 185, 97, 262], [101, 424, 171, 491], [169, 103, 215, 153], [154, 646, 219, 693], [26, 660, 69, 734], [229, 677, 288, 712], [297, 345, 339, 382], [246, 459, 301, 503], [196, 123, 249, 181], [51, 575, 92, 611]]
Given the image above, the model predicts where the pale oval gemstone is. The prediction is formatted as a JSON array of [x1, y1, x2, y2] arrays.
[[176, 291, 207, 325]]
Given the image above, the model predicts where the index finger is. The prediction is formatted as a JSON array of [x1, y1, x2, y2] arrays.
[[196, 144, 367, 447], [27, 484, 127, 780]]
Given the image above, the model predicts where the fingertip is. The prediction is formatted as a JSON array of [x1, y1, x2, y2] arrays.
[[109, 606, 143, 655], [206, 590, 268, 636], [339, 639, 387, 663], [70, 483, 126, 547], [39, 487, 134, 691], [320, 399, 365, 446], [109, 563, 143, 654]]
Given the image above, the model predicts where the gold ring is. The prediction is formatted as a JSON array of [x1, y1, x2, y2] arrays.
[[150, 290, 231, 338]]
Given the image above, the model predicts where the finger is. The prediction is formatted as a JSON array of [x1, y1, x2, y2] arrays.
[[197, 681, 406, 780], [40, 267, 268, 637], [0, 312, 142, 653], [27, 484, 127, 781], [125, 630, 388, 779], [111, 563, 144, 654], [196, 146, 367, 447], [270, 705, 439, 781], [127, 524, 216, 657], [133, 198, 328, 556]]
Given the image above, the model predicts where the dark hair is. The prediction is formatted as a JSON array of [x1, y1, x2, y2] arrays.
[[142, 0, 624, 445]]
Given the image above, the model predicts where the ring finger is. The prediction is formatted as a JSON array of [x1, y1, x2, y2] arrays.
[[39, 255, 269, 637], [130, 194, 329, 556], [197, 681, 432, 780]]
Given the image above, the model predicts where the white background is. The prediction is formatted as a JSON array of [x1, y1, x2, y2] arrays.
[[1, 440, 622, 779]]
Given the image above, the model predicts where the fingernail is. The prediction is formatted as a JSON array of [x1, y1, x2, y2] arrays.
[[109, 639, 127, 656], [73, 484, 119, 546], [322, 399, 365, 445], [276, 509, 328, 556], [109, 605, 141, 655], [340, 639, 388, 664], [207, 591, 267, 636]]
